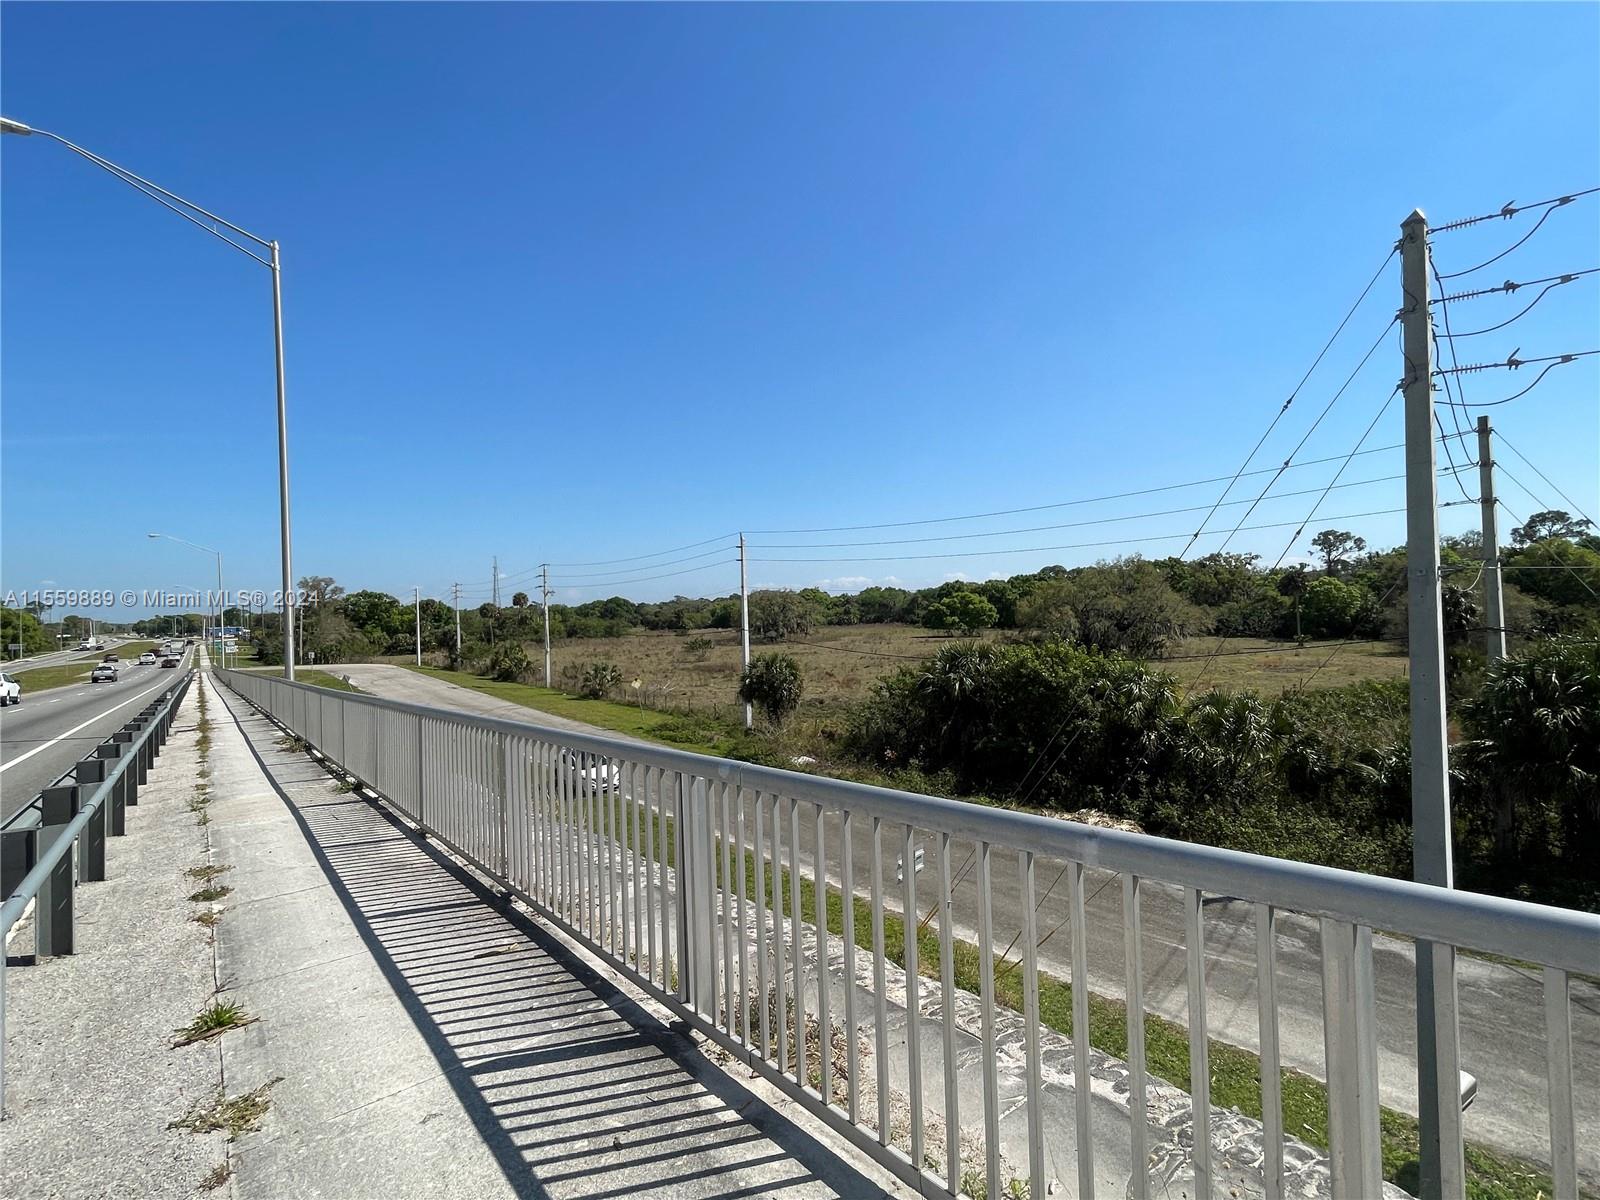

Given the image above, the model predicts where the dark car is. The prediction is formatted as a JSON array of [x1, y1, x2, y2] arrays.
[[103, 652, 119, 663], [162, 656, 179, 668]]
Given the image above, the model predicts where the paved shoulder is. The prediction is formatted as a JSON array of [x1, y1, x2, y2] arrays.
[[331, 664, 653, 748]]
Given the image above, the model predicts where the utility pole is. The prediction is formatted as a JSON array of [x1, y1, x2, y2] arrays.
[[1401, 209, 1464, 1200], [492, 555, 500, 608], [739, 534, 752, 730], [541, 564, 553, 686], [452, 583, 462, 661], [1476, 415, 1507, 664], [489, 557, 498, 649], [414, 587, 422, 666]]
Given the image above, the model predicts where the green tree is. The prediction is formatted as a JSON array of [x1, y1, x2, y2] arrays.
[[748, 590, 818, 642], [1016, 580, 1081, 642], [0, 606, 50, 655], [739, 653, 804, 724], [1300, 576, 1363, 638], [922, 590, 998, 635], [1505, 539, 1600, 609], [1032, 558, 1202, 657], [512, 591, 530, 608], [1309, 530, 1366, 576], [1276, 566, 1310, 640], [1510, 509, 1592, 547]]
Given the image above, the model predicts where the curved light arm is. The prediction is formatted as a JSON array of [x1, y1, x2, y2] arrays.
[[148, 532, 219, 557], [2, 116, 273, 266]]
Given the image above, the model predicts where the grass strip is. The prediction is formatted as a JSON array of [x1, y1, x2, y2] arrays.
[[589, 791, 1565, 1200]]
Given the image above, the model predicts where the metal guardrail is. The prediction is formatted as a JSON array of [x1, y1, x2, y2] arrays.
[[1, 666, 194, 1115], [219, 668, 1597, 1200]]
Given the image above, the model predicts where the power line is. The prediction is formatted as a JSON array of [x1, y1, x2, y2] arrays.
[[1439, 352, 1598, 407], [1196, 319, 1400, 561], [751, 472, 1413, 551], [1428, 253, 1480, 504], [545, 543, 736, 582], [752, 506, 1410, 564], [1189, 386, 1405, 691], [1433, 272, 1596, 339], [1430, 187, 1600, 235], [548, 559, 740, 592], [1438, 208, 1561, 280], [1495, 430, 1596, 528], [745, 442, 1419, 537], [1177, 247, 1398, 559], [545, 532, 738, 569], [1435, 269, 1600, 306]]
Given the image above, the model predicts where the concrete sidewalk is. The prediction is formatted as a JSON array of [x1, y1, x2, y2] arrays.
[[203, 674, 911, 1199]]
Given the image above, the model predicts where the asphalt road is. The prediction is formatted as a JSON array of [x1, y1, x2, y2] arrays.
[[323, 663, 1599, 1180], [0, 650, 191, 822]]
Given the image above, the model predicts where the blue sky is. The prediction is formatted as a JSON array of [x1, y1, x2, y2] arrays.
[[3, 2, 1596, 615]]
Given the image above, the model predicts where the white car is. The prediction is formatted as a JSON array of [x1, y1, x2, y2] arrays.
[[0, 672, 19, 705], [556, 749, 622, 793], [139, 652, 157, 665]]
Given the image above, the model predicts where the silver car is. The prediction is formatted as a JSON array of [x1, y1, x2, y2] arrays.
[[90, 663, 119, 683]]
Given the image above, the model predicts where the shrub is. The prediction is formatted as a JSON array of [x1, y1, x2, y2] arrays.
[[1458, 638, 1600, 871], [488, 640, 532, 683], [739, 653, 804, 725], [922, 591, 998, 635], [1301, 576, 1364, 638], [580, 661, 624, 699]]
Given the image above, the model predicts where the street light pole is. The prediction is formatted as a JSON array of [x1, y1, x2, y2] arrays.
[[271, 239, 295, 680], [148, 533, 224, 668], [4, 114, 294, 680]]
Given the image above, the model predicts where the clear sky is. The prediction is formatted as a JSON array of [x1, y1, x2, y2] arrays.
[[3, 2, 1596, 615]]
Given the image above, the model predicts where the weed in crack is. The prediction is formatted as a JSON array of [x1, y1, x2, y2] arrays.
[[172, 999, 256, 1047], [188, 884, 233, 903], [170, 1078, 281, 1139]]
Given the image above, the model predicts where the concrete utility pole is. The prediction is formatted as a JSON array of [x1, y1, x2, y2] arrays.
[[1401, 209, 1465, 1200], [452, 583, 462, 660], [492, 556, 500, 608], [541, 564, 553, 686], [414, 587, 422, 666], [739, 534, 752, 730], [1476, 416, 1507, 664]]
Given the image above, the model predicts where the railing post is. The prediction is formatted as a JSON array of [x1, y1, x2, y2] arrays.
[[35, 785, 78, 958], [682, 776, 717, 1017], [1320, 920, 1383, 1199]]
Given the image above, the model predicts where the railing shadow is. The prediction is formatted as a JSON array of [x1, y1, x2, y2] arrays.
[[218, 688, 894, 1200]]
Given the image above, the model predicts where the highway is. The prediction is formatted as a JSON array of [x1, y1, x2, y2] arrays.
[[0, 649, 190, 822], [326, 662, 1598, 1182]]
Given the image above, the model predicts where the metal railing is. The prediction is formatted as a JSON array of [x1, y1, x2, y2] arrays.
[[219, 669, 1597, 1200], [1, 666, 194, 1113]]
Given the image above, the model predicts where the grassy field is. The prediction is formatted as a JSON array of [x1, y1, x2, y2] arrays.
[[13, 642, 164, 694], [404, 666, 740, 756], [1159, 635, 1409, 694], [446, 626, 1409, 717]]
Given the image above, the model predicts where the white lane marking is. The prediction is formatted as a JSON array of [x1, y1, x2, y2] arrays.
[[0, 675, 178, 773]]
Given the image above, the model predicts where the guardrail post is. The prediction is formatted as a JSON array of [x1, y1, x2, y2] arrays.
[[74, 760, 108, 882], [95, 743, 129, 835], [112, 731, 138, 810], [35, 785, 78, 957], [1, 826, 36, 903], [128, 718, 152, 784], [679, 775, 717, 1017]]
